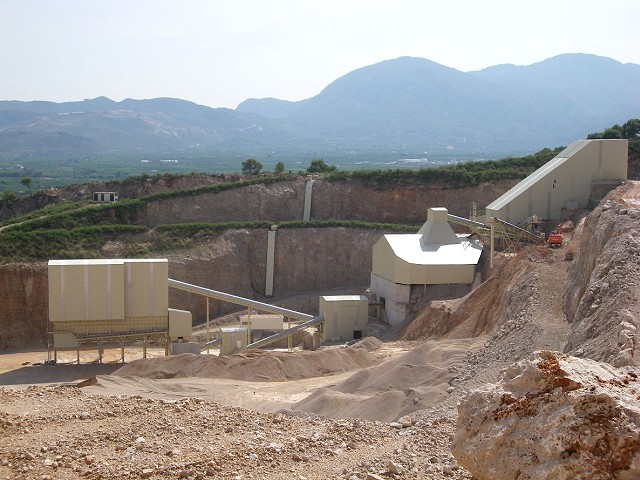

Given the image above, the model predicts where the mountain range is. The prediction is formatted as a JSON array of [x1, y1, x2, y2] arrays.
[[0, 53, 638, 159]]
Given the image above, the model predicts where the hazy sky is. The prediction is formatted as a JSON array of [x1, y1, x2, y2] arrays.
[[1, 0, 638, 109]]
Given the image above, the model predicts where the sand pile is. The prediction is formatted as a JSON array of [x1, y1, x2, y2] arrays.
[[349, 336, 383, 351], [113, 344, 378, 382], [292, 338, 483, 422]]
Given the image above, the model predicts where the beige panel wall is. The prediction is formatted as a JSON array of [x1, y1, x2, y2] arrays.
[[337, 304, 358, 340], [169, 308, 192, 341], [354, 297, 369, 333], [49, 259, 171, 338], [319, 297, 337, 339], [49, 262, 124, 323], [600, 139, 628, 180], [412, 262, 476, 285], [124, 259, 168, 318], [394, 256, 411, 285], [220, 329, 247, 355], [52, 332, 79, 349], [371, 238, 396, 282], [240, 314, 284, 330]]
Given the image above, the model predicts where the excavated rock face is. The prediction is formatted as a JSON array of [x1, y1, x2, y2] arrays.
[[452, 351, 640, 480], [140, 180, 307, 227], [0, 263, 48, 348], [563, 181, 640, 366], [138, 177, 517, 227], [309, 179, 514, 224]]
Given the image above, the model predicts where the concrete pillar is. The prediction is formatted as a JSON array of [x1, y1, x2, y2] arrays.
[[490, 217, 495, 269], [206, 297, 210, 354]]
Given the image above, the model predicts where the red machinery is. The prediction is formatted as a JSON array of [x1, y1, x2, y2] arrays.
[[547, 224, 564, 247]]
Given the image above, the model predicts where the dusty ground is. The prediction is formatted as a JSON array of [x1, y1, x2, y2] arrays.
[[4, 180, 637, 479], [1, 341, 473, 480]]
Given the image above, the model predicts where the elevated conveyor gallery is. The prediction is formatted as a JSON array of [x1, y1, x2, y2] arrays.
[[485, 139, 628, 225]]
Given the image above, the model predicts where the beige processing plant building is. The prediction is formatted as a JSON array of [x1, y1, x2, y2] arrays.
[[370, 207, 483, 326], [48, 259, 192, 359]]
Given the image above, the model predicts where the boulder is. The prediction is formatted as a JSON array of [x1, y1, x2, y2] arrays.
[[452, 351, 640, 480]]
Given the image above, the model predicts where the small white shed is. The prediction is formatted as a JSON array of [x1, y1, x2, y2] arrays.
[[93, 192, 118, 203]]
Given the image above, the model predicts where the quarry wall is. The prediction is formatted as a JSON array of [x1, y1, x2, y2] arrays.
[[562, 182, 640, 366], [0, 263, 48, 350], [137, 178, 517, 226]]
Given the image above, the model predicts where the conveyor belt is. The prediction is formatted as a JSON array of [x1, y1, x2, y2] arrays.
[[169, 279, 324, 353]]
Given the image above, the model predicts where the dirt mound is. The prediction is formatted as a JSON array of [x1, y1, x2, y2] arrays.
[[113, 346, 377, 382], [350, 336, 383, 351], [292, 338, 483, 421], [401, 252, 533, 341]]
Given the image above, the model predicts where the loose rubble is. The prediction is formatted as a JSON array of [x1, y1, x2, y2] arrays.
[[0, 386, 472, 479]]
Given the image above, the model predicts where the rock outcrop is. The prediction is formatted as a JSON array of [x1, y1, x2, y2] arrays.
[[453, 351, 640, 480], [563, 181, 640, 366]]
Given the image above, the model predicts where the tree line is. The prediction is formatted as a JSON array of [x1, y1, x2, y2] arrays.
[[241, 158, 336, 176], [588, 118, 640, 154]]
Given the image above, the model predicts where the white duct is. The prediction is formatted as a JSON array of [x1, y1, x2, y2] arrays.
[[265, 226, 277, 297], [303, 178, 315, 221]]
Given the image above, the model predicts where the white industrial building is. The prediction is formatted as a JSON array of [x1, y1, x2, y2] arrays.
[[93, 192, 118, 203], [370, 208, 483, 326], [239, 313, 284, 331], [485, 139, 628, 225]]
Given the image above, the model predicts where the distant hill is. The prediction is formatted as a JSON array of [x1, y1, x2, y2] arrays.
[[0, 97, 292, 156], [238, 54, 640, 151], [1, 54, 638, 159]]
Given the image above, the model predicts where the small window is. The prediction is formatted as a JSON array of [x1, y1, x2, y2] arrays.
[[353, 330, 362, 340]]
